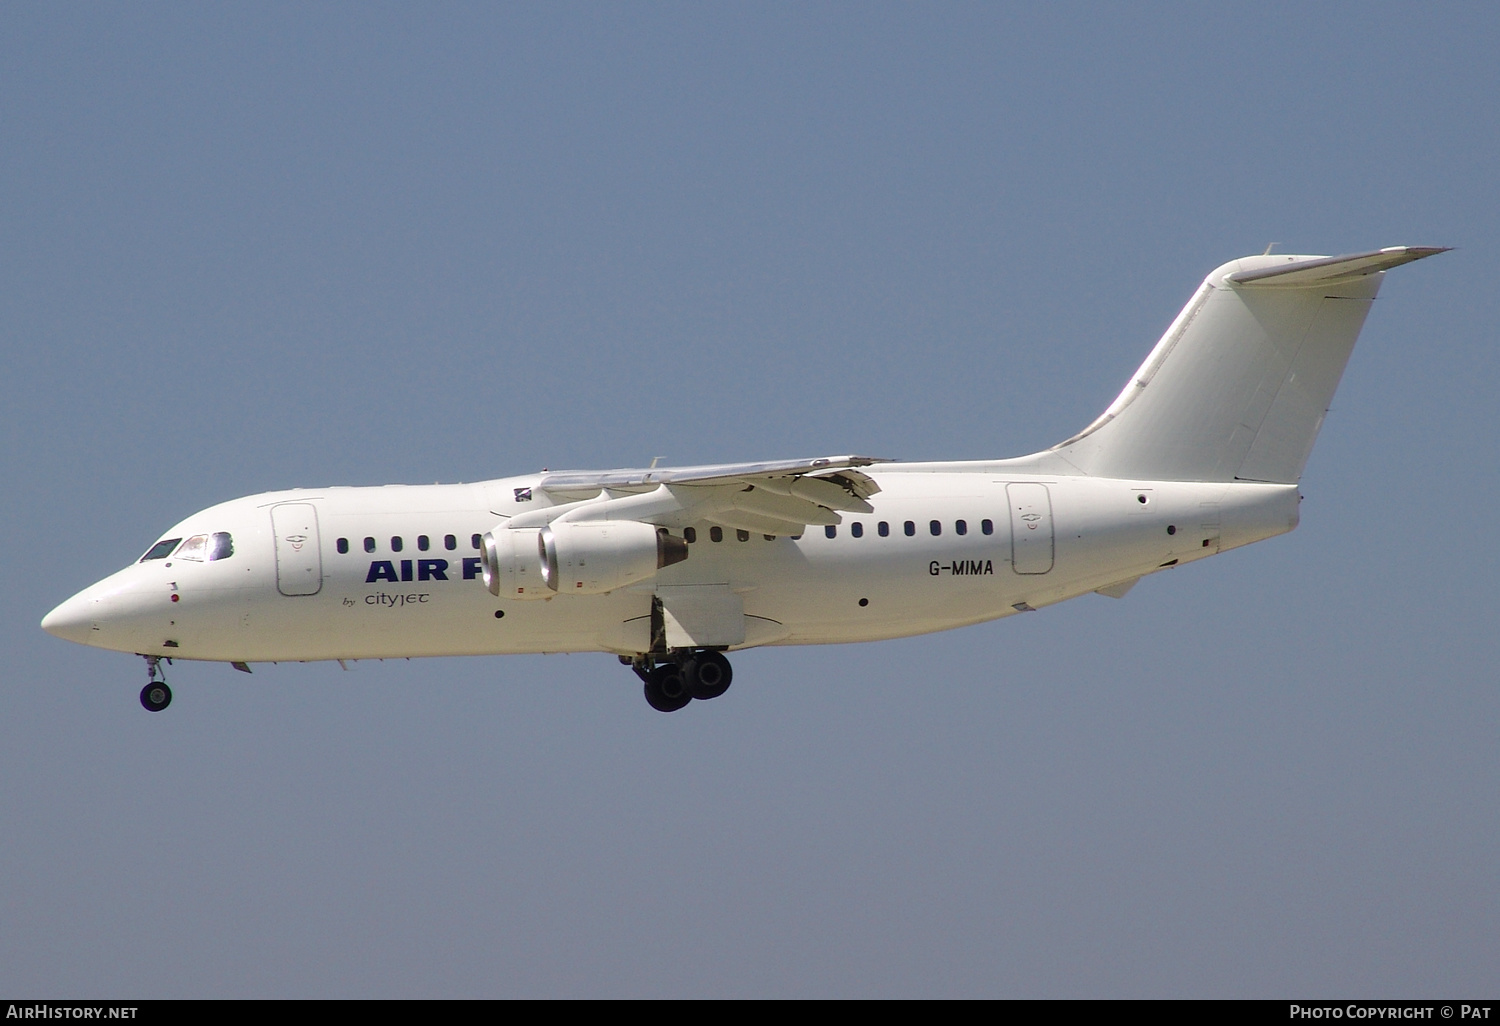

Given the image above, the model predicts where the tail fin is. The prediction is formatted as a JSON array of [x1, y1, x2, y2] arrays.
[[1051, 247, 1447, 483]]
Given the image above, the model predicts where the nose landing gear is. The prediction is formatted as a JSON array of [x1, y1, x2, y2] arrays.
[[628, 650, 734, 712], [140, 655, 172, 712]]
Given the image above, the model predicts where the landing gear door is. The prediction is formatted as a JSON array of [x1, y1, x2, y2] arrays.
[[271, 502, 323, 596], [657, 584, 745, 648], [1007, 483, 1054, 575]]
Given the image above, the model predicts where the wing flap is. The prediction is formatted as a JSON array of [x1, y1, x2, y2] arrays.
[[702, 510, 813, 536], [726, 487, 843, 527]]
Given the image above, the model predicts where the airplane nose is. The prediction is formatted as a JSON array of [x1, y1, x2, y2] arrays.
[[41, 590, 98, 644], [43, 568, 180, 654]]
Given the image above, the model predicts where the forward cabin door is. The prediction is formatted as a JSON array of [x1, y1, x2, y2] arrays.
[[1007, 483, 1054, 574], [271, 502, 323, 596]]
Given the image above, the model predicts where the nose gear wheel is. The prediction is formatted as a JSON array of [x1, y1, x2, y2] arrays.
[[139, 655, 173, 712]]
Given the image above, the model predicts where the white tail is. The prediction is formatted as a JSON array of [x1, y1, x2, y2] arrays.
[[1049, 247, 1446, 484]]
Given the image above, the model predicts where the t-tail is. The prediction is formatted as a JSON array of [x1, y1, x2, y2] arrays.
[[1046, 247, 1447, 483]]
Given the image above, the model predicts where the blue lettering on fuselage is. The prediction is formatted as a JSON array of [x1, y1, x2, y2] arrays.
[[367, 558, 477, 583]]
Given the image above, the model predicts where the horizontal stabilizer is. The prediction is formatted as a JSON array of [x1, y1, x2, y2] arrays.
[[1225, 246, 1450, 287]]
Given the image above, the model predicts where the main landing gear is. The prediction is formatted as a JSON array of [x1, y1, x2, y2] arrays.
[[140, 655, 172, 712], [628, 650, 733, 713]]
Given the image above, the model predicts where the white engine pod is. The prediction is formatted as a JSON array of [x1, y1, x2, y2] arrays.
[[484, 521, 689, 598], [539, 520, 688, 595], [481, 527, 546, 599]]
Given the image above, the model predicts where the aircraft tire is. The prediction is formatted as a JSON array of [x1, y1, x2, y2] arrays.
[[686, 651, 732, 701], [140, 681, 172, 713], [643, 664, 692, 713]]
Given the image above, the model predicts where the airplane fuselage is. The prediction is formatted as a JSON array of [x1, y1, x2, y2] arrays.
[[46, 465, 1299, 664]]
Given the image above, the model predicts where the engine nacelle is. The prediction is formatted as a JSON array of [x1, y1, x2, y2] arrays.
[[481, 521, 688, 598], [481, 527, 547, 599], [541, 520, 688, 594]]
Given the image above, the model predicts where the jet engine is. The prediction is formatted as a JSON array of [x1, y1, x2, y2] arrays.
[[481, 527, 545, 599], [482, 521, 688, 598]]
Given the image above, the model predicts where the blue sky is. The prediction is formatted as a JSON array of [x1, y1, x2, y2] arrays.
[[3, 3, 1496, 996]]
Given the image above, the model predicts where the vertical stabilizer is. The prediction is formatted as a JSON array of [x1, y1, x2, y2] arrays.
[[1050, 247, 1446, 483]]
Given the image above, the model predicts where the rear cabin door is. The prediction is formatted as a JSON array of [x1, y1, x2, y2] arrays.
[[271, 502, 323, 596], [1007, 483, 1055, 575]]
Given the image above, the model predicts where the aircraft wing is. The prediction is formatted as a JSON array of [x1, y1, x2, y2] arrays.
[[538, 455, 885, 497], [513, 455, 890, 535]]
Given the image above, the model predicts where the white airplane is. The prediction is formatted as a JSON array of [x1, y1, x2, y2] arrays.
[[43, 246, 1445, 712]]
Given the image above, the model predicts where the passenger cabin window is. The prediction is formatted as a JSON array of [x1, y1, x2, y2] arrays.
[[684, 527, 697, 543], [364, 537, 376, 553], [930, 520, 942, 536], [418, 535, 430, 551], [140, 538, 182, 561], [825, 525, 837, 539], [955, 520, 967, 536], [444, 534, 457, 551], [471, 534, 481, 550], [851, 522, 863, 538], [337, 537, 349, 554], [710, 526, 723, 543], [982, 519, 994, 535], [878, 521, 890, 537], [737, 530, 750, 542], [904, 521, 915, 537], [391, 536, 403, 553]]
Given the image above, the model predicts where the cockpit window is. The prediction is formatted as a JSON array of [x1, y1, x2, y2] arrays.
[[168, 534, 232, 564], [147, 532, 233, 563], [140, 538, 182, 561], [176, 535, 209, 561]]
